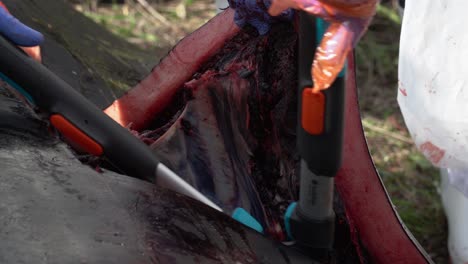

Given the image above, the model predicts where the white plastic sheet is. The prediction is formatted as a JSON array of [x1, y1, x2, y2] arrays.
[[398, 0, 468, 175], [441, 168, 468, 264], [399, 2, 468, 260]]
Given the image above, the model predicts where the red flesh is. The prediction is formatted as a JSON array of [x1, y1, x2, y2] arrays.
[[336, 54, 430, 263], [104, 9, 240, 131]]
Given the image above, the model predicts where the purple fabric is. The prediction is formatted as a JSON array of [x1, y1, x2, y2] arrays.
[[229, 0, 294, 35]]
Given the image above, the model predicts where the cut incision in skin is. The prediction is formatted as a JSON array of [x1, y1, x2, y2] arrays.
[[93, 15, 363, 262], [135, 24, 299, 240]]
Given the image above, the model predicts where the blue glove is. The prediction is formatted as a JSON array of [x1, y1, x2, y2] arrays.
[[229, 0, 294, 35], [0, 3, 43, 47]]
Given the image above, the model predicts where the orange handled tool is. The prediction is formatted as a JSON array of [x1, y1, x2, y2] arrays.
[[284, 12, 346, 251], [0, 34, 222, 212]]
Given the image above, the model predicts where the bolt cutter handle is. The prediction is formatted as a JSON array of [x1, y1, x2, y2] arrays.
[[297, 14, 346, 177], [284, 11, 346, 251], [0, 35, 222, 212]]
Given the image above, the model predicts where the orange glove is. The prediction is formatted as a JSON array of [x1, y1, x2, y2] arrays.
[[269, 0, 378, 92]]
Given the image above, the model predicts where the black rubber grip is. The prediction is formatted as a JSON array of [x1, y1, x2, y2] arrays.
[[0, 36, 158, 182], [290, 204, 335, 249], [297, 12, 346, 177]]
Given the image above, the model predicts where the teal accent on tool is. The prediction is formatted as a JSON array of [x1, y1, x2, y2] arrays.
[[0, 72, 35, 104], [284, 202, 297, 239], [232, 208, 264, 233]]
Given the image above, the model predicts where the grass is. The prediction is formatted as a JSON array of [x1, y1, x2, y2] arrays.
[[83, 10, 158, 42], [363, 116, 447, 262], [71, 1, 448, 262], [73, 1, 215, 50]]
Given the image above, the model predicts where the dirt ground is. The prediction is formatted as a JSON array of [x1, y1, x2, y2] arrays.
[[70, 0, 448, 262]]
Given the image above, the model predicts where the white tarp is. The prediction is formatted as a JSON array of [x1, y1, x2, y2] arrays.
[[398, 0, 468, 196]]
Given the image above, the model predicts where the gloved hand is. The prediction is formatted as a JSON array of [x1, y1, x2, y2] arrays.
[[0, 1, 44, 61], [269, 0, 378, 92], [229, 0, 294, 35]]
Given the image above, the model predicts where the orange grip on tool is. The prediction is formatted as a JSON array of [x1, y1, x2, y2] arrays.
[[50, 114, 104, 156], [301, 88, 325, 135]]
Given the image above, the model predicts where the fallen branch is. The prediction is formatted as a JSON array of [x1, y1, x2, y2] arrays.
[[133, 0, 170, 27], [131, 1, 175, 43], [362, 119, 414, 144]]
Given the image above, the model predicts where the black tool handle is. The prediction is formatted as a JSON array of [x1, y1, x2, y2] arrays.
[[0, 35, 160, 182], [297, 12, 346, 177], [0, 35, 223, 211]]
